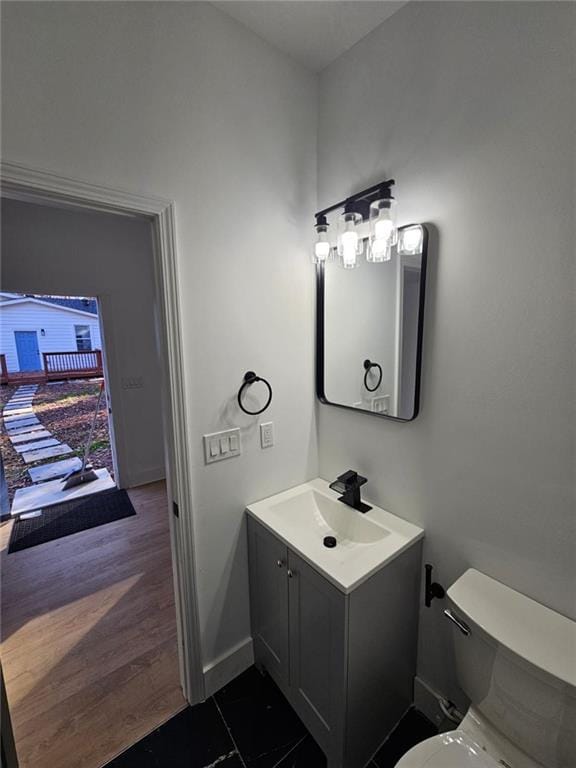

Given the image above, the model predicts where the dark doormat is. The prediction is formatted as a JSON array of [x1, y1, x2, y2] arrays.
[[8, 489, 136, 553]]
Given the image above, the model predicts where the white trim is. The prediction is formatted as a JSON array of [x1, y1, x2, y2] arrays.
[[95, 296, 124, 486], [203, 637, 254, 698], [0, 296, 99, 319], [1, 159, 205, 704]]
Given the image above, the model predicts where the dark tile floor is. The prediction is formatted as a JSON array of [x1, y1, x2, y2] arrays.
[[105, 667, 437, 768]]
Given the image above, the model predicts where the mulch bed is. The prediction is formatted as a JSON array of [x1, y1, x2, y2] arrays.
[[0, 380, 113, 502]]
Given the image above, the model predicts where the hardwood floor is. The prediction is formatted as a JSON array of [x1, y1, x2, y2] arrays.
[[0, 481, 186, 768]]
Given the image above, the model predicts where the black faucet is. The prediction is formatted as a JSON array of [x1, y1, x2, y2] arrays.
[[329, 470, 372, 513]]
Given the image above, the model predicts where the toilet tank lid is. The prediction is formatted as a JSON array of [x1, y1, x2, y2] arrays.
[[448, 569, 576, 688]]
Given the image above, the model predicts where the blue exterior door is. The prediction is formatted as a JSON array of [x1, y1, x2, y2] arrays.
[[15, 331, 41, 371]]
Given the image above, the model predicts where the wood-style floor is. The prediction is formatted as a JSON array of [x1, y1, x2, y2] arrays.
[[0, 481, 186, 768]]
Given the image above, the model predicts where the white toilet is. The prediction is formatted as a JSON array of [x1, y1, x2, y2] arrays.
[[396, 568, 576, 768]]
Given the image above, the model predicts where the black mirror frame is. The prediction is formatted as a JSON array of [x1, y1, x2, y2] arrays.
[[316, 223, 428, 422]]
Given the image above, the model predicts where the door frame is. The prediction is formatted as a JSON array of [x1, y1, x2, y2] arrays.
[[0, 159, 205, 704], [94, 296, 122, 486]]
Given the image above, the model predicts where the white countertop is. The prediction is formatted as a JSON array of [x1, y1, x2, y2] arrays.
[[246, 478, 424, 594]]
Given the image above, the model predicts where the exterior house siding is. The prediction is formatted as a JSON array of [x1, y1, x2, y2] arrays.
[[0, 300, 101, 372]]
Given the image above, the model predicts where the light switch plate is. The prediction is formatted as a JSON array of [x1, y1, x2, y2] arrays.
[[260, 422, 274, 449], [204, 428, 241, 464]]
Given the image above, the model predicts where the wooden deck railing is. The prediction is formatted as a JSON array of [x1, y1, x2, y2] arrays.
[[43, 350, 103, 380], [0, 354, 7, 385]]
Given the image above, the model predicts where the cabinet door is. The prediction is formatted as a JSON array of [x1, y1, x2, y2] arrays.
[[247, 518, 290, 686], [288, 550, 346, 760]]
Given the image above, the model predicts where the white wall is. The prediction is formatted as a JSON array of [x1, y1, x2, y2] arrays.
[[0, 301, 102, 372], [1, 200, 166, 488], [1, 1, 318, 682], [318, 2, 575, 705]]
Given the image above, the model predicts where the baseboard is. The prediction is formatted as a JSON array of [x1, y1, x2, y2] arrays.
[[127, 466, 166, 488], [203, 637, 254, 698]]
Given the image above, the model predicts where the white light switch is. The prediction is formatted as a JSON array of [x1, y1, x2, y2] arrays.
[[260, 422, 274, 449], [204, 428, 241, 464]]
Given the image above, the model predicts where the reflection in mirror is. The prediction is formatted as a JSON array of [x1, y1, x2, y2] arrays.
[[318, 224, 427, 421]]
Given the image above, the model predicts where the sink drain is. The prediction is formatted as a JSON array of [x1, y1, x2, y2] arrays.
[[323, 535, 337, 548]]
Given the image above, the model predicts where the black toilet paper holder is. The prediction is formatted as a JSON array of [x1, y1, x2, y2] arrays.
[[425, 563, 445, 607]]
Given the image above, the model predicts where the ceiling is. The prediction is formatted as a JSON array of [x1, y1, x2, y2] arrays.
[[212, 1, 407, 73]]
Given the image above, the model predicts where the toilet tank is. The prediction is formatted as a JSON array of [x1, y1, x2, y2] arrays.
[[447, 569, 576, 768]]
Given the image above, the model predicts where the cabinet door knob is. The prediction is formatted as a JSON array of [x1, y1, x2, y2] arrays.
[[287, 569, 294, 579], [277, 559, 284, 568]]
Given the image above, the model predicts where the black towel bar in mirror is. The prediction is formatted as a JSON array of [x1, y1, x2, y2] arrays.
[[363, 359, 383, 392], [238, 371, 273, 416]]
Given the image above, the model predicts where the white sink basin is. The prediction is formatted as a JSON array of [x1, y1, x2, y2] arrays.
[[271, 489, 389, 544], [247, 478, 424, 593]]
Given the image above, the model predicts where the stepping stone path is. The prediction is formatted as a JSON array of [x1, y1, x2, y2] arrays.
[[5, 423, 46, 437], [14, 437, 60, 454], [22, 444, 73, 464], [4, 384, 115, 518], [5, 416, 40, 429], [28, 457, 82, 484], [2, 383, 75, 489], [9, 429, 51, 445]]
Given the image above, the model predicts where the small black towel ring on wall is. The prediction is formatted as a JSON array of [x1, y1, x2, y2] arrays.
[[238, 371, 273, 415], [363, 360, 383, 392]]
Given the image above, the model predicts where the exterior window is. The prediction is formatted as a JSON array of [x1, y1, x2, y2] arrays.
[[75, 325, 92, 351]]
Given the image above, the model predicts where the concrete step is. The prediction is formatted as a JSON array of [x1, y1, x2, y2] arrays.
[[9, 430, 52, 445], [3, 407, 35, 417], [22, 444, 73, 464], [28, 457, 83, 483], [5, 417, 40, 430], [4, 423, 45, 437], [15, 438, 60, 454], [11, 468, 116, 516]]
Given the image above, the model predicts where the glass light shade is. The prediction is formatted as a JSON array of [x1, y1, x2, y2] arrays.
[[313, 223, 331, 264], [398, 225, 424, 255], [368, 198, 397, 262], [337, 211, 363, 269]]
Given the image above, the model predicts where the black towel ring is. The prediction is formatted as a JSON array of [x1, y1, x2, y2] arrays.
[[238, 371, 273, 416], [363, 359, 383, 392]]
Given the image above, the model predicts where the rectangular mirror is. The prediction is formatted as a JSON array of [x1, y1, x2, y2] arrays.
[[316, 223, 428, 421]]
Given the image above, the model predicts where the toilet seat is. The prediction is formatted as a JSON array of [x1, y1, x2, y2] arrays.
[[395, 730, 502, 768]]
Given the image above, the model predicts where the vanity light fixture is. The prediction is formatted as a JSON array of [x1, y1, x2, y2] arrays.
[[313, 178, 396, 268], [337, 205, 363, 269], [397, 224, 424, 255], [368, 195, 397, 263], [313, 215, 331, 264]]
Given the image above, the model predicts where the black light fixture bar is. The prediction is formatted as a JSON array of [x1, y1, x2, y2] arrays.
[[315, 178, 395, 222]]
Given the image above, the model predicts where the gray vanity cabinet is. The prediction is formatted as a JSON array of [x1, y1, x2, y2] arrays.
[[288, 550, 347, 760], [247, 515, 422, 768], [247, 519, 290, 686]]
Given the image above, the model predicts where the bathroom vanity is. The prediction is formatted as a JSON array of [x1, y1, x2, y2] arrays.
[[246, 479, 424, 768]]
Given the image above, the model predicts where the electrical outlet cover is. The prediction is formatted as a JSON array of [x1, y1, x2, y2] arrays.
[[260, 422, 274, 449]]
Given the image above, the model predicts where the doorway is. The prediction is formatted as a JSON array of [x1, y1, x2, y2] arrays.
[[0, 161, 203, 768], [0, 292, 117, 513]]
